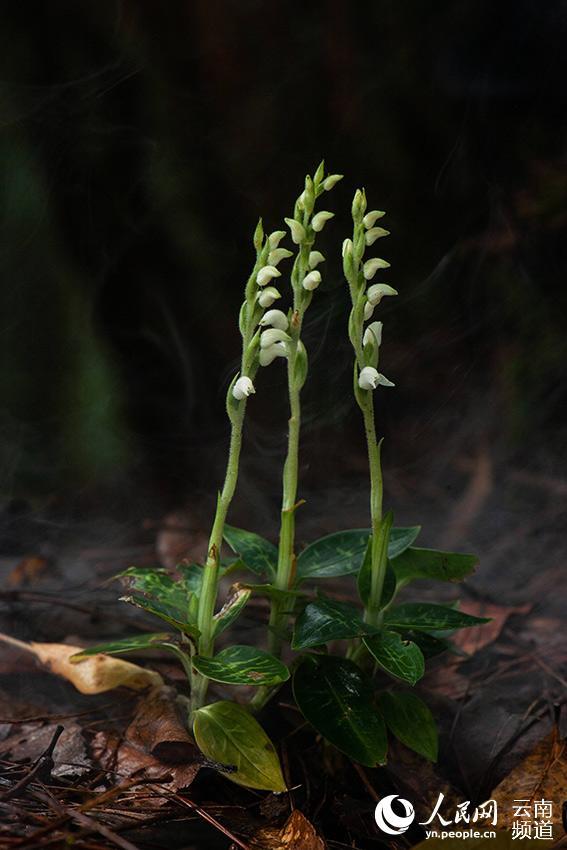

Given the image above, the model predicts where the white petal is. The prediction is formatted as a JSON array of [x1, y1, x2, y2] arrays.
[[376, 373, 395, 387], [308, 250, 325, 269], [363, 301, 375, 320], [365, 226, 390, 246], [259, 342, 288, 366], [257, 286, 282, 308], [363, 258, 391, 280], [342, 238, 353, 258], [284, 217, 306, 245], [232, 376, 256, 400], [257, 265, 281, 286], [268, 230, 286, 249], [363, 321, 383, 349], [358, 366, 380, 390], [322, 174, 343, 191], [311, 211, 334, 232], [260, 328, 291, 348], [363, 210, 386, 229], [302, 270, 322, 291], [268, 248, 293, 266], [259, 309, 289, 331], [367, 283, 398, 305]]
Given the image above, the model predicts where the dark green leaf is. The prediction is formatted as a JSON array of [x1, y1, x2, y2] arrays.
[[213, 587, 251, 637], [296, 526, 421, 581], [192, 645, 289, 686], [241, 583, 305, 601], [70, 633, 176, 660], [120, 594, 200, 639], [223, 525, 277, 578], [293, 656, 388, 767], [390, 548, 478, 587], [384, 603, 490, 632], [378, 691, 438, 761], [193, 700, 286, 791], [403, 630, 451, 659], [176, 563, 203, 595], [292, 597, 379, 649], [363, 631, 425, 685]]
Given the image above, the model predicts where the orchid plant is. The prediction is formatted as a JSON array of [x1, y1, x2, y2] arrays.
[[70, 167, 487, 793]]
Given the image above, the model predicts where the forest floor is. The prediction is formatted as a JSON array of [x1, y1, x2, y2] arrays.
[[0, 447, 566, 849]]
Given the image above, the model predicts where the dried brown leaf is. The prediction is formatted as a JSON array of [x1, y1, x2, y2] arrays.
[[250, 810, 326, 850]]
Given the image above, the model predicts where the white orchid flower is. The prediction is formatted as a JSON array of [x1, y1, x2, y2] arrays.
[[232, 376, 256, 400], [363, 258, 391, 280], [308, 250, 325, 269], [257, 265, 281, 286], [363, 321, 383, 349], [367, 283, 398, 305], [322, 174, 343, 191], [257, 286, 282, 308], [260, 328, 291, 348], [311, 211, 334, 232], [365, 226, 390, 246], [363, 301, 375, 320], [342, 238, 353, 257], [302, 270, 322, 291], [358, 366, 395, 390], [363, 210, 386, 229], [259, 342, 288, 366], [259, 309, 289, 331], [284, 217, 306, 245], [268, 247, 293, 266], [268, 230, 286, 250]]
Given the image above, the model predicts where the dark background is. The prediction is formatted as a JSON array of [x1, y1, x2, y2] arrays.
[[1, 0, 566, 550]]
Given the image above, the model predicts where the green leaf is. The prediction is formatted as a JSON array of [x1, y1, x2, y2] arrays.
[[363, 631, 425, 685], [176, 563, 203, 595], [293, 656, 388, 767], [295, 526, 420, 581], [193, 700, 286, 791], [117, 566, 200, 635], [402, 630, 451, 659], [378, 691, 438, 761], [70, 633, 176, 660], [384, 603, 490, 632], [240, 583, 306, 601], [292, 597, 379, 649], [213, 587, 251, 637], [120, 594, 200, 639], [390, 548, 478, 587], [223, 525, 277, 579], [192, 646, 289, 686]]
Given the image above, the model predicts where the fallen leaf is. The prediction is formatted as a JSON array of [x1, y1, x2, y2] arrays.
[[250, 810, 326, 850], [491, 728, 566, 831], [5, 555, 52, 587], [0, 633, 163, 694], [453, 602, 532, 656], [125, 685, 198, 764]]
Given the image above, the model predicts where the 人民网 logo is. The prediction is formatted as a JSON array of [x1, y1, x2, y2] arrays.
[[374, 795, 415, 835]]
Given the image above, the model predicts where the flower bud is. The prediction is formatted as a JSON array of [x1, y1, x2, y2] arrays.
[[284, 217, 306, 245], [259, 309, 289, 331], [367, 283, 398, 305], [259, 342, 288, 366], [342, 238, 353, 258], [358, 367, 395, 390], [313, 160, 325, 186], [260, 328, 291, 348], [253, 219, 264, 252], [322, 173, 343, 191], [352, 189, 366, 220], [268, 247, 293, 266], [302, 270, 322, 291], [257, 286, 282, 308], [257, 265, 281, 286], [302, 177, 315, 214], [363, 321, 383, 348], [268, 230, 286, 250], [363, 301, 375, 320], [308, 250, 325, 269], [363, 210, 386, 229], [363, 258, 391, 280], [232, 376, 256, 400], [365, 226, 390, 246], [311, 211, 334, 232]]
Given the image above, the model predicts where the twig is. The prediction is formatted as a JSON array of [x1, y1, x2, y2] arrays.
[[0, 725, 63, 803], [171, 792, 251, 850]]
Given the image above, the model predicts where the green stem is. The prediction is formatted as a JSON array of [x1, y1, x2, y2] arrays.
[[191, 404, 246, 713]]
